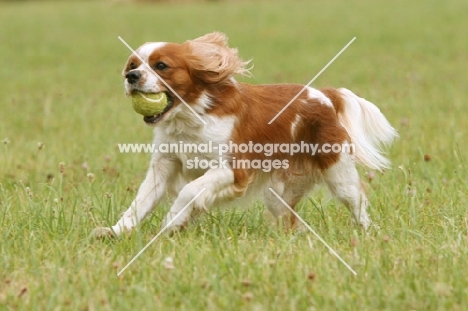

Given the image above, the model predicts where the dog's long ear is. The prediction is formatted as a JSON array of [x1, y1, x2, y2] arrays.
[[186, 32, 251, 84]]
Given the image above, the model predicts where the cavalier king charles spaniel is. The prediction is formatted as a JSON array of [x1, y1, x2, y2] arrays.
[[93, 32, 397, 237]]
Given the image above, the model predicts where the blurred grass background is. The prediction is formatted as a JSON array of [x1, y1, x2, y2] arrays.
[[1, 0, 468, 310]]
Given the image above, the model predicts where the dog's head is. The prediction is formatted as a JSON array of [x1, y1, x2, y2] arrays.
[[122, 32, 251, 125]]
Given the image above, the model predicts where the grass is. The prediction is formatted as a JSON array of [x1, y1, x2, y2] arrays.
[[1, 0, 468, 309]]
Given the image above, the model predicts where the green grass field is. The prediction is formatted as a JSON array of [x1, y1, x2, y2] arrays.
[[1, 0, 468, 310]]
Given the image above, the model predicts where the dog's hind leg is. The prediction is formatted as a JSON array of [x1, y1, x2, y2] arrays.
[[322, 153, 371, 229], [263, 173, 314, 231]]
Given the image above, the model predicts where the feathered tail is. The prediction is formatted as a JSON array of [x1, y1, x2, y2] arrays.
[[336, 88, 398, 171]]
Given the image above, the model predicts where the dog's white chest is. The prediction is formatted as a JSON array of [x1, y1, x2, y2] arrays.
[[153, 115, 236, 173]]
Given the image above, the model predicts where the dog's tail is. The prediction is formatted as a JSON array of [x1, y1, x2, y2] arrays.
[[333, 88, 398, 171]]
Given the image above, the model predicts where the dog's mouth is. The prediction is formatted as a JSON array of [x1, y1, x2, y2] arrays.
[[134, 91, 174, 125]]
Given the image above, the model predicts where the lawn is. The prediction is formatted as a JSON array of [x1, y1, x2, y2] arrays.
[[1, 0, 468, 310]]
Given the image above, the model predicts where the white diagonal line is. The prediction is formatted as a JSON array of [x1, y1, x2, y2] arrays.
[[118, 36, 207, 125], [117, 188, 206, 276], [268, 37, 356, 124], [268, 188, 357, 276]]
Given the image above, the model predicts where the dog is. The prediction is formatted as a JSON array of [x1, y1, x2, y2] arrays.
[[93, 32, 397, 238]]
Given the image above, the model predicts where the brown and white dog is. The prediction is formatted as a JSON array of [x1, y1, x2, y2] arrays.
[[94, 32, 397, 237]]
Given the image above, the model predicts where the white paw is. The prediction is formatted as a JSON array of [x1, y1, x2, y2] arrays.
[[91, 227, 116, 239], [359, 218, 371, 230], [164, 224, 182, 236], [161, 212, 190, 235], [370, 223, 380, 231]]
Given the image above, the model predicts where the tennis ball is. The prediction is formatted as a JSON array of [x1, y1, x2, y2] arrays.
[[131, 92, 168, 116]]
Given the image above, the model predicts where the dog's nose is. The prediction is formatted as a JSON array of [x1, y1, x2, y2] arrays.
[[126, 71, 141, 84]]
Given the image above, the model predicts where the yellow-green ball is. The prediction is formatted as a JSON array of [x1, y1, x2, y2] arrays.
[[131, 92, 168, 116]]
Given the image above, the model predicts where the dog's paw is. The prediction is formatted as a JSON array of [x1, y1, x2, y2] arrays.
[[359, 218, 371, 231], [161, 214, 189, 236], [369, 222, 380, 231], [91, 227, 116, 239], [163, 224, 184, 236]]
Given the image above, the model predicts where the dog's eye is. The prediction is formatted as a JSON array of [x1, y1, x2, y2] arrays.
[[129, 62, 137, 70], [154, 62, 168, 70]]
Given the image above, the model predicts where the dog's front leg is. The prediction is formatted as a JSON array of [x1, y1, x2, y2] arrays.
[[93, 156, 179, 238], [161, 168, 235, 234]]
